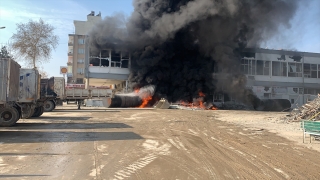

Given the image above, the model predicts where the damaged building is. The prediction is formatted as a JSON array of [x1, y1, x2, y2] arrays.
[[213, 48, 320, 108]]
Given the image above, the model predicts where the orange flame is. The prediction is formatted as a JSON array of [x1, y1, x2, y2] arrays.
[[138, 96, 152, 108], [134, 88, 140, 94], [210, 106, 218, 110], [199, 91, 205, 97]]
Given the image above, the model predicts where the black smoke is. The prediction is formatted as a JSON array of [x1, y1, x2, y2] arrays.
[[89, 0, 299, 105]]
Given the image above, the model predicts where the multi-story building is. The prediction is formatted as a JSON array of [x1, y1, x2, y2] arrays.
[[214, 48, 320, 108], [67, 11, 102, 84]]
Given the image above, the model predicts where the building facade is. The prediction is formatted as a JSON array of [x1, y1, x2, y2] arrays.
[[67, 11, 101, 84], [214, 48, 320, 108]]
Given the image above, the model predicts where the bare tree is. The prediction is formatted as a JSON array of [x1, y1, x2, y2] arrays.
[[11, 18, 59, 68], [38, 66, 49, 78]]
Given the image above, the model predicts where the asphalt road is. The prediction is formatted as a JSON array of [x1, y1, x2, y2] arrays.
[[1, 107, 320, 179]]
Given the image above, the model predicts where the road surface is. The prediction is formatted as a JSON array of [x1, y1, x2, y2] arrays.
[[1, 107, 320, 179]]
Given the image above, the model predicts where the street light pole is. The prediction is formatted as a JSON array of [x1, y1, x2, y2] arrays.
[[0, 27, 5, 29]]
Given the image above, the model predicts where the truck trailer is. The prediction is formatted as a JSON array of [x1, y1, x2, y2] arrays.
[[0, 58, 22, 126], [40, 77, 114, 111]]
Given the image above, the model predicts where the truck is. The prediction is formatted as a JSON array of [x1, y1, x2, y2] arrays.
[[18, 68, 44, 119], [1, 57, 113, 126], [0, 58, 22, 126], [40, 77, 114, 111]]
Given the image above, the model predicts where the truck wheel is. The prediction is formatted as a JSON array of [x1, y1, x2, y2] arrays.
[[44, 101, 55, 112], [32, 106, 44, 117], [22, 105, 34, 119], [0, 107, 20, 127], [38, 106, 44, 116]]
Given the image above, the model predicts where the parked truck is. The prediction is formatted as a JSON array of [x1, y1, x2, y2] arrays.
[[0, 58, 22, 126], [40, 77, 114, 111]]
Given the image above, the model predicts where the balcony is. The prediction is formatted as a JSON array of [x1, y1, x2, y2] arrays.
[[68, 52, 73, 56], [67, 62, 73, 65], [68, 42, 73, 46]]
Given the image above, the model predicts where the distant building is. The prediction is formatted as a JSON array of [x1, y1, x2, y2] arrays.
[[67, 11, 101, 84], [213, 48, 320, 108]]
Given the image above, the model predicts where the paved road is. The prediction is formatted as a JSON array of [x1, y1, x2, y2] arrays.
[[1, 108, 320, 179]]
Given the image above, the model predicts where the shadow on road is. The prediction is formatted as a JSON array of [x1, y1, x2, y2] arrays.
[[31, 116, 92, 121], [51, 109, 121, 112], [0, 131, 143, 143], [0, 175, 49, 178], [11, 122, 133, 129]]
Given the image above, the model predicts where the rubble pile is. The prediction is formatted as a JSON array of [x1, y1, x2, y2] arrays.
[[289, 95, 320, 121]]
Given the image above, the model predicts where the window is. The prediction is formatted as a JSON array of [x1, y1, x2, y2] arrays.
[[76, 78, 83, 84], [78, 39, 84, 44], [240, 58, 255, 75], [292, 87, 303, 94], [311, 64, 317, 78], [68, 36, 74, 44], [272, 62, 287, 76], [77, 68, 84, 74], [304, 64, 318, 78], [288, 62, 302, 77], [256, 60, 270, 76], [214, 94, 223, 102], [305, 88, 317, 95], [263, 93, 271, 99], [77, 59, 84, 64], [68, 48, 73, 54], [78, 48, 84, 54], [68, 57, 73, 63]]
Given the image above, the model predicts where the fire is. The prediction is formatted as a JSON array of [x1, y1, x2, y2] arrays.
[[210, 106, 218, 110], [134, 88, 140, 94], [176, 91, 217, 110], [138, 96, 152, 108]]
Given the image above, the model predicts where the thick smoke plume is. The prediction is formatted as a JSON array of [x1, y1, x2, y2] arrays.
[[89, 0, 299, 106]]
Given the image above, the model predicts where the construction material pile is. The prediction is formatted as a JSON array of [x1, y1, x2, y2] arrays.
[[289, 95, 320, 121]]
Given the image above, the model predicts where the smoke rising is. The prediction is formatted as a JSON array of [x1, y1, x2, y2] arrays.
[[89, 0, 299, 105]]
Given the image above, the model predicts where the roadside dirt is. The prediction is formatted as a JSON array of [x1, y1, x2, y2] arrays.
[[0, 107, 319, 179]]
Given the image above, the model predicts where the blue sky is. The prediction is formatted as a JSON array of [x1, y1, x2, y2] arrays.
[[0, 0, 319, 77]]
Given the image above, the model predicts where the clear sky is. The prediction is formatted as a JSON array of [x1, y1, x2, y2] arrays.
[[0, 0, 319, 77]]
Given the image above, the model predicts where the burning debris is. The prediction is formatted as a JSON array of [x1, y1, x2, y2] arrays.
[[89, 0, 299, 108], [109, 85, 155, 108]]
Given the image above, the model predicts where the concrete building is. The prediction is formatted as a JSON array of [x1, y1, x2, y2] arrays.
[[213, 48, 320, 108], [67, 11, 102, 84]]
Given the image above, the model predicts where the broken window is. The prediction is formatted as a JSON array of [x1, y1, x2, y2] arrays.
[[292, 87, 303, 94], [263, 93, 271, 99], [288, 62, 302, 77], [240, 58, 255, 75], [272, 62, 287, 76]]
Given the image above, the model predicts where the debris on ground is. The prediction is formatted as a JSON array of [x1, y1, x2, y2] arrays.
[[287, 94, 320, 121]]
